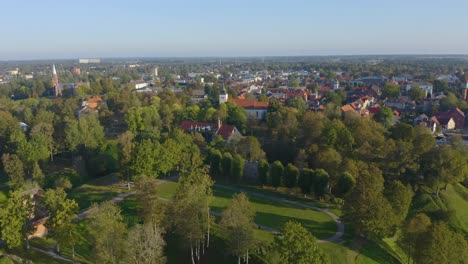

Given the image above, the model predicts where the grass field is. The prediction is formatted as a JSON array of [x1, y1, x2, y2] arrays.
[[157, 181, 337, 240], [68, 174, 123, 209], [440, 184, 468, 233]]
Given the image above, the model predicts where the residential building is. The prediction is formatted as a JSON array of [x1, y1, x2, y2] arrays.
[[405, 82, 433, 97], [227, 98, 269, 119], [434, 108, 465, 129], [180, 120, 241, 142]]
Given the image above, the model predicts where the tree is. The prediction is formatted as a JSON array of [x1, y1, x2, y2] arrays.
[[235, 137, 266, 161], [258, 159, 269, 186], [312, 169, 329, 197], [127, 223, 166, 264], [336, 172, 355, 196], [31, 161, 44, 184], [375, 106, 394, 128], [298, 168, 313, 196], [399, 213, 432, 264], [208, 148, 222, 177], [220, 193, 256, 264], [408, 86, 426, 101], [89, 202, 128, 264], [273, 221, 329, 264], [384, 181, 413, 224], [413, 223, 467, 264], [135, 176, 166, 225], [433, 79, 449, 93], [343, 165, 396, 238], [231, 154, 245, 183], [43, 188, 79, 253], [1, 154, 25, 189], [0, 190, 34, 249], [284, 163, 299, 188], [421, 146, 468, 196], [439, 92, 458, 111], [390, 123, 415, 142], [117, 131, 134, 188], [382, 83, 400, 98], [169, 165, 213, 264], [222, 152, 233, 182], [270, 161, 284, 188]]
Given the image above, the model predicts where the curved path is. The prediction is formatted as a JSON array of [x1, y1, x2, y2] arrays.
[[213, 184, 344, 243]]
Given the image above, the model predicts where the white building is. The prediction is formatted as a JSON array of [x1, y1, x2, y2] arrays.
[[219, 88, 228, 104], [79, 58, 101, 64], [154, 67, 158, 77], [333, 80, 340, 90], [405, 82, 433, 98]]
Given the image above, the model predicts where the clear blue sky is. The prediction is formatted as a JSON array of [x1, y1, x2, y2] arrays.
[[1, 0, 468, 60]]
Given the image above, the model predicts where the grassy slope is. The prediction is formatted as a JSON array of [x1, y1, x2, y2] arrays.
[[440, 184, 468, 233]]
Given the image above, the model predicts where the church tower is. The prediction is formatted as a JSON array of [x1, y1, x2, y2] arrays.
[[52, 64, 61, 96], [219, 85, 228, 104]]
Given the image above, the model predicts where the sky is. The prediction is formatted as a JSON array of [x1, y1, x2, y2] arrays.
[[1, 0, 468, 60]]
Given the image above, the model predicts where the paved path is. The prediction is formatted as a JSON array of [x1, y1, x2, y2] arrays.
[[31, 247, 80, 263], [213, 184, 344, 243]]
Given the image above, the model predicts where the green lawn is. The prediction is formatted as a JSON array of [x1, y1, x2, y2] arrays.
[[68, 184, 122, 209], [157, 181, 337, 240], [440, 184, 468, 233], [320, 242, 358, 264]]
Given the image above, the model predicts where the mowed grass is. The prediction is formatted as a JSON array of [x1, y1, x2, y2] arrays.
[[320, 242, 358, 264], [68, 184, 121, 209], [157, 181, 337, 240], [440, 184, 468, 233], [68, 174, 123, 210]]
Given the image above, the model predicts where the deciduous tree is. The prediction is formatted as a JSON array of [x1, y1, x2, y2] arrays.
[[273, 221, 329, 264], [220, 193, 256, 264]]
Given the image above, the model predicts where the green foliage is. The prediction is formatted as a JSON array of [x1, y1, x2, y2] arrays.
[[1, 154, 25, 189], [43, 188, 79, 251], [336, 172, 355, 196], [231, 154, 245, 183], [312, 169, 329, 197], [283, 163, 299, 188], [408, 86, 426, 101], [382, 83, 400, 98], [235, 136, 266, 161], [439, 92, 458, 111], [208, 148, 222, 177], [385, 181, 414, 224], [298, 168, 313, 195], [421, 146, 468, 194], [0, 190, 33, 249], [375, 106, 394, 128], [273, 221, 329, 264], [258, 159, 269, 185], [220, 193, 256, 262], [89, 202, 128, 264], [343, 165, 396, 238], [413, 223, 467, 264], [270, 161, 284, 188], [222, 152, 233, 180]]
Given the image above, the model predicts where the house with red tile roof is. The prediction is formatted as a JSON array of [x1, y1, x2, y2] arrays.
[[434, 108, 465, 129], [180, 120, 242, 142]]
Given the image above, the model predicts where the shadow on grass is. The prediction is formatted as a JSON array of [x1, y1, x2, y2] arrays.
[[210, 187, 337, 240]]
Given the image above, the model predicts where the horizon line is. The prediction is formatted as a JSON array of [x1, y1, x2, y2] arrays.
[[1, 53, 468, 62]]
